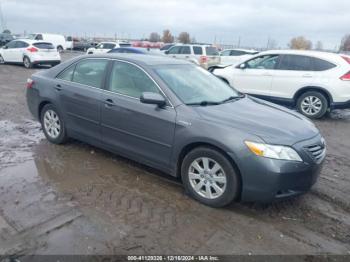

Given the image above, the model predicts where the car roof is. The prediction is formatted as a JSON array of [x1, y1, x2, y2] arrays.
[[81, 53, 191, 66], [223, 48, 258, 53], [260, 49, 341, 59], [9, 39, 50, 44]]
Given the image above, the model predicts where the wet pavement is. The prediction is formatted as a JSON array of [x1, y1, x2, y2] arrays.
[[0, 53, 350, 255]]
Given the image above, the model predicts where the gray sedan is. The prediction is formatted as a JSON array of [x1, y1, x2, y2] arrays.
[[26, 54, 326, 207]]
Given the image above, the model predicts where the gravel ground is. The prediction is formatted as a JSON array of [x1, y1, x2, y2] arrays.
[[0, 52, 349, 256]]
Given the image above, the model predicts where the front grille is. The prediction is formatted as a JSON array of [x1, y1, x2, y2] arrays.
[[305, 144, 326, 161]]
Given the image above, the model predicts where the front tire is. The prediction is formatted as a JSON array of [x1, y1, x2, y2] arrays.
[[297, 91, 328, 119], [40, 104, 68, 144], [181, 147, 239, 207], [0, 54, 5, 64]]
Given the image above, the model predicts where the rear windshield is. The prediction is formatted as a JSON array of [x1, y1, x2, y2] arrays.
[[33, 42, 55, 49], [205, 47, 219, 56]]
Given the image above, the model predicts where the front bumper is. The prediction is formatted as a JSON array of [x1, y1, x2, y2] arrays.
[[32, 60, 61, 65], [231, 135, 325, 203]]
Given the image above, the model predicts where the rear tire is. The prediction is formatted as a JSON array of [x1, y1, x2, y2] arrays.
[[40, 104, 68, 144], [57, 46, 64, 53], [0, 54, 4, 64], [181, 147, 239, 207], [23, 56, 33, 68], [297, 91, 328, 119]]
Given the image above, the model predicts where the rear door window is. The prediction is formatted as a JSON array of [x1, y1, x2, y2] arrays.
[[57, 64, 76, 81], [72, 59, 109, 88], [15, 41, 29, 48], [278, 55, 313, 71], [205, 47, 219, 56], [180, 46, 191, 54], [230, 50, 245, 56], [193, 46, 203, 55]]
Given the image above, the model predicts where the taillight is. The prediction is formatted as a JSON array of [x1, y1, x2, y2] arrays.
[[341, 56, 350, 64], [26, 78, 34, 88], [340, 71, 350, 81], [27, 47, 38, 53], [200, 56, 208, 64]]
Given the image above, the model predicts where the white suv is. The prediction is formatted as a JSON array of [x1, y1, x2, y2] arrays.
[[212, 50, 350, 118], [0, 39, 61, 68], [165, 44, 220, 69], [87, 41, 131, 54], [220, 48, 259, 66]]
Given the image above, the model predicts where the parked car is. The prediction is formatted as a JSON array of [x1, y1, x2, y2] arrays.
[[212, 50, 350, 118], [165, 44, 220, 69], [0, 39, 61, 68], [28, 33, 67, 52], [73, 40, 97, 52], [26, 54, 325, 207], [87, 41, 131, 54], [108, 47, 162, 55], [219, 48, 259, 66], [0, 33, 14, 47]]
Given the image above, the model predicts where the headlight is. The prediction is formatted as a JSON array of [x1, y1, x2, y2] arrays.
[[245, 141, 302, 162]]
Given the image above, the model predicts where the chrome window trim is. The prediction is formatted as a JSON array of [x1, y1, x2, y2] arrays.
[[55, 57, 174, 109]]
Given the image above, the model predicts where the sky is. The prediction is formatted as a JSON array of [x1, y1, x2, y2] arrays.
[[1, 0, 349, 50]]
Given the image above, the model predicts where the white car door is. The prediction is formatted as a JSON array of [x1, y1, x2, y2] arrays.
[[271, 55, 315, 99], [12, 41, 28, 63], [231, 54, 279, 97], [1, 41, 17, 62], [176, 46, 192, 62], [166, 46, 182, 59]]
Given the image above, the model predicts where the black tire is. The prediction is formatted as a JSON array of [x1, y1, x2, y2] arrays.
[[40, 104, 68, 144], [57, 46, 64, 53], [181, 147, 239, 207], [23, 56, 33, 68], [0, 54, 4, 64], [51, 62, 60, 67], [296, 91, 328, 119]]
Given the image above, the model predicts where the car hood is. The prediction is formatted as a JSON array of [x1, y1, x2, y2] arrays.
[[192, 96, 319, 145]]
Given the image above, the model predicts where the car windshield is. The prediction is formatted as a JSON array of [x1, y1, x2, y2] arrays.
[[155, 65, 241, 105]]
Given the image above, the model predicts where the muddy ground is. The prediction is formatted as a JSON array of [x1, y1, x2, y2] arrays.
[[0, 53, 349, 256]]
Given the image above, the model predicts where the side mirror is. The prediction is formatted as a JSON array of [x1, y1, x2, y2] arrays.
[[164, 50, 169, 55], [239, 63, 247, 69], [140, 92, 166, 107]]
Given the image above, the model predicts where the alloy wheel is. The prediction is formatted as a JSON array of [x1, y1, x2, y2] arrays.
[[188, 157, 227, 199], [23, 57, 30, 68], [301, 96, 322, 116], [43, 110, 61, 139]]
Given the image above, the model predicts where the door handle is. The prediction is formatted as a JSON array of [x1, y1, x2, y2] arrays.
[[104, 99, 115, 107], [55, 84, 62, 91], [302, 74, 313, 78]]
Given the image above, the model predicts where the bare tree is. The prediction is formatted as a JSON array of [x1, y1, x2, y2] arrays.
[[149, 32, 161, 43], [161, 29, 174, 43], [178, 32, 191, 44], [340, 34, 350, 52], [315, 41, 323, 51], [289, 36, 312, 50]]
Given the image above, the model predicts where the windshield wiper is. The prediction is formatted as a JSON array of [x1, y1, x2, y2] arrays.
[[186, 101, 221, 106], [220, 94, 245, 103]]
